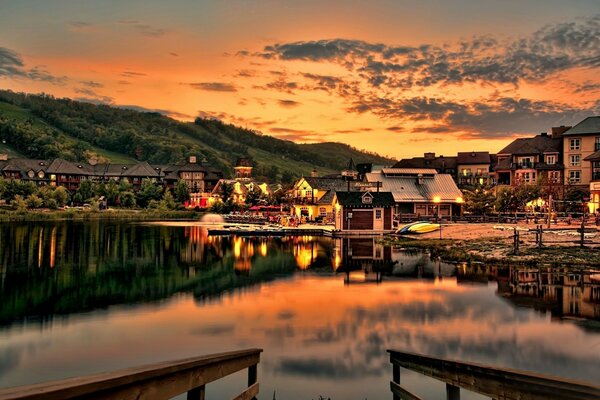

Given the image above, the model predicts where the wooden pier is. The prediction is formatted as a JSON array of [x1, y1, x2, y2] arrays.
[[0, 349, 262, 400], [388, 349, 600, 400]]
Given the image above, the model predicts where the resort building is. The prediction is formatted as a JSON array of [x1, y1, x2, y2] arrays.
[[0, 155, 224, 205], [562, 117, 600, 190], [494, 132, 563, 188], [363, 168, 463, 217], [289, 176, 353, 220], [393, 153, 458, 178], [211, 157, 271, 205], [456, 152, 493, 186], [332, 191, 395, 232]]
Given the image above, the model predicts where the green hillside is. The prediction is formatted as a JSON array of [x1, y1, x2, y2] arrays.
[[0, 90, 395, 182]]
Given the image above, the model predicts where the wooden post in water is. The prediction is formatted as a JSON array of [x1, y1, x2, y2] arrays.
[[580, 221, 585, 248], [248, 364, 258, 400], [446, 383, 460, 400], [392, 364, 401, 400], [187, 386, 205, 400]]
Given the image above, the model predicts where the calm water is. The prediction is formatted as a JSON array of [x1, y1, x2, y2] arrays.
[[0, 221, 599, 399]]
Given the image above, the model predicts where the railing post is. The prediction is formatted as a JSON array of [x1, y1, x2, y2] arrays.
[[392, 363, 400, 400], [187, 385, 206, 400], [446, 383, 460, 400], [248, 363, 258, 400]]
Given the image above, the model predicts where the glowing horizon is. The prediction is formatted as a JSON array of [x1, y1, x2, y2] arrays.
[[1, 1, 599, 159]]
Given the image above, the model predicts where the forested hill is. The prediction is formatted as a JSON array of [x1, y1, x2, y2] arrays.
[[0, 90, 395, 182]]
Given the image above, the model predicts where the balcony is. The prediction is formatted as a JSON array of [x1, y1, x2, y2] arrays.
[[511, 162, 536, 170]]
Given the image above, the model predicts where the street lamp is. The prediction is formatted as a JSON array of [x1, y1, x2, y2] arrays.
[[433, 196, 442, 239]]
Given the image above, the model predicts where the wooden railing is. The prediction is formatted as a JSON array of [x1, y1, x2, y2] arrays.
[[388, 349, 600, 400], [0, 348, 262, 400]]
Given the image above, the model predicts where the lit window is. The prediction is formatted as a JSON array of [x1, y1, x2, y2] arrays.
[[546, 155, 556, 165], [375, 209, 382, 219]]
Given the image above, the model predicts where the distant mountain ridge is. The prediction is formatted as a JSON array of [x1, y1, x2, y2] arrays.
[[0, 90, 395, 182]]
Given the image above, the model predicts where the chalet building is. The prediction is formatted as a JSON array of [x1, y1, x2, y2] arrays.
[[562, 117, 600, 189], [0, 155, 225, 199], [211, 157, 270, 206], [393, 153, 458, 178], [364, 168, 463, 217], [290, 177, 354, 220], [0, 158, 50, 185], [494, 132, 563, 189], [45, 159, 92, 191], [456, 152, 493, 186], [92, 161, 162, 190], [333, 191, 395, 232]]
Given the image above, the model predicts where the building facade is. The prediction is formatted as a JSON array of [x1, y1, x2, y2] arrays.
[[333, 191, 395, 232]]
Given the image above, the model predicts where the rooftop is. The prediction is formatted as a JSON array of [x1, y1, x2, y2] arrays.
[[562, 116, 600, 136]]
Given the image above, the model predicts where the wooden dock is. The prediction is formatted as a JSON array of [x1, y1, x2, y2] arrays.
[[388, 349, 600, 400], [0, 349, 262, 400]]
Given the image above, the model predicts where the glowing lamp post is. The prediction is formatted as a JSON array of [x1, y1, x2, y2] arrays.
[[433, 196, 442, 239]]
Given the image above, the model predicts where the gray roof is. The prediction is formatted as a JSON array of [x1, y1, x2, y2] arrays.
[[303, 177, 352, 191], [498, 134, 561, 155], [457, 151, 491, 165], [365, 171, 463, 203], [1, 158, 49, 173], [46, 159, 92, 175], [334, 191, 395, 207], [563, 116, 600, 136], [393, 155, 457, 171]]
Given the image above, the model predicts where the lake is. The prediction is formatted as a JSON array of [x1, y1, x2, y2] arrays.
[[0, 221, 599, 399]]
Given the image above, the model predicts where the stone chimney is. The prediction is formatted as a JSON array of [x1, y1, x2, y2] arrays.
[[540, 132, 548, 137], [551, 126, 571, 138], [424, 152, 435, 160], [189, 156, 197, 164], [311, 168, 318, 177]]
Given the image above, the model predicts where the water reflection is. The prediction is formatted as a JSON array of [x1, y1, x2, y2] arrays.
[[0, 222, 598, 399]]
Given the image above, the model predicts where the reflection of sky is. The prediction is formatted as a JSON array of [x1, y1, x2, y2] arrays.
[[0, 276, 598, 399]]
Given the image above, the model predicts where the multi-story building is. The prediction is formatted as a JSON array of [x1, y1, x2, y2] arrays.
[[393, 153, 457, 178], [456, 152, 492, 186], [494, 132, 563, 189], [562, 117, 600, 189]]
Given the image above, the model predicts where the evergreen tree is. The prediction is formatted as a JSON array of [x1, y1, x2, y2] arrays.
[[174, 180, 190, 203]]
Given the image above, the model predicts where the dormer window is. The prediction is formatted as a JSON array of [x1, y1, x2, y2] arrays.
[[27, 170, 35, 178], [362, 192, 373, 204], [38, 171, 45, 178]]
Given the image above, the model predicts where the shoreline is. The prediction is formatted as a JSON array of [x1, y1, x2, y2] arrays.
[[0, 209, 202, 222], [380, 222, 600, 268]]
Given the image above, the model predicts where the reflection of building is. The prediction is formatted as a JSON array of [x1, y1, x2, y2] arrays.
[[468, 266, 600, 322]]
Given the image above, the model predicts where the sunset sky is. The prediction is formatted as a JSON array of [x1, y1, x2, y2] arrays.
[[1, 0, 599, 159]]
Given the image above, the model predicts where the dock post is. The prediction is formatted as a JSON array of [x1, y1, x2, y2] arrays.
[[580, 221, 585, 248], [392, 363, 400, 400], [446, 383, 460, 400], [248, 363, 258, 400], [187, 386, 206, 400]]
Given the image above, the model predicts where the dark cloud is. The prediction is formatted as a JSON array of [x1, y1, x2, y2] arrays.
[[277, 99, 301, 108], [189, 324, 235, 335], [67, 21, 93, 31], [350, 94, 600, 138], [80, 80, 103, 88], [169, 52, 179, 57], [121, 70, 147, 77], [235, 69, 256, 78], [117, 20, 168, 38], [259, 16, 600, 88], [188, 82, 238, 92], [0, 47, 66, 84]]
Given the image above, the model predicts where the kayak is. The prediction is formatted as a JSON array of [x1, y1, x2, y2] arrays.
[[396, 221, 440, 234]]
